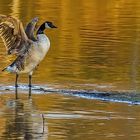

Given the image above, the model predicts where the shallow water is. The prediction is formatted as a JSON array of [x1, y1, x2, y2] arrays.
[[1, 0, 140, 139], [0, 91, 140, 140]]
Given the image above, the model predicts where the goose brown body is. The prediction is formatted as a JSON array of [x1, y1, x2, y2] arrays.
[[18, 34, 50, 74], [0, 14, 56, 98]]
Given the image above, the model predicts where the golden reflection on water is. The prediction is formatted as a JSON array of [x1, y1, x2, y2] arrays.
[[10, 0, 20, 18], [0, 0, 140, 91], [0, 94, 139, 139], [1, 0, 140, 139]]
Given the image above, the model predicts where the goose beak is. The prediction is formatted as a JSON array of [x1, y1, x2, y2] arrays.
[[51, 25, 57, 28]]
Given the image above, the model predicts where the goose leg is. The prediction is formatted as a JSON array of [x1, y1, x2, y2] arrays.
[[28, 73, 32, 98], [15, 73, 19, 99]]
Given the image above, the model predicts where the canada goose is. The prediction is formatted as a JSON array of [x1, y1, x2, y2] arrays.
[[0, 15, 57, 99]]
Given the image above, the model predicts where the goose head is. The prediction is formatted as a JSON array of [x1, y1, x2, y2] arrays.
[[45, 21, 57, 29], [37, 21, 57, 34]]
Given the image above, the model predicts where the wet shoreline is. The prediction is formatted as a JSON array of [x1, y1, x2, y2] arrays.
[[0, 84, 139, 105]]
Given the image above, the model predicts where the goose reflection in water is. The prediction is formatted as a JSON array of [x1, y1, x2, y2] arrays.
[[2, 99, 48, 139]]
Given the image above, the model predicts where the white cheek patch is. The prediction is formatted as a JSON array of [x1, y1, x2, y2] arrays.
[[45, 23, 51, 28]]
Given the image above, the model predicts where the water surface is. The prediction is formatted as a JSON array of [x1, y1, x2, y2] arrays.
[[0, 0, 140, 139]]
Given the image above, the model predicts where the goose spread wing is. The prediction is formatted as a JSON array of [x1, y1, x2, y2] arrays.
[[0, 14, 32, 55], [25, 17, 39, 41]]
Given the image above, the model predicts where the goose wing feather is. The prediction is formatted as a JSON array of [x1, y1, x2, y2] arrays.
[[25, 17, 39, 41], [0, 14, 32, 55]]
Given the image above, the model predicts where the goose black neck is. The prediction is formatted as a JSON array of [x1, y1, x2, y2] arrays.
[[37, 23, 45, 34]]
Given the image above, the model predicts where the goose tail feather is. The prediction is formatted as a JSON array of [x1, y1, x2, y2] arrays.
[[2, 66, 16, 73]]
